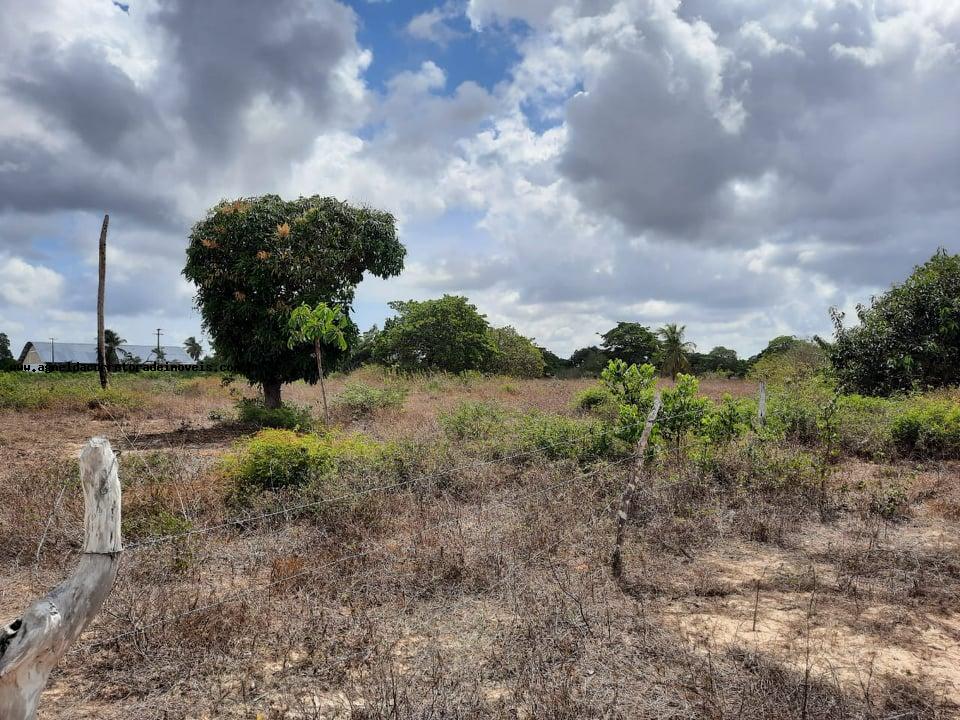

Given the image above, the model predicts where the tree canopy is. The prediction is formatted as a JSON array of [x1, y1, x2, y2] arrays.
[[599, 322, 660, 366], [487, 326, 545, 378], [0, 332, 15, 370], [830, 249, 960, 394], [689, 346, 747, 377], [372, 295, 494, 373], [183, 195, 404, 406], [569, 346, 610, 375]]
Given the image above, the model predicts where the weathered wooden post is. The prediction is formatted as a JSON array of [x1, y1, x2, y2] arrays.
[[0, 438, 121, 719], [757, 380, 767, 428], [610, 393, 661, 579]]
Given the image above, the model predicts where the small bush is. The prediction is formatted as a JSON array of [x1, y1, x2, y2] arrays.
[[868, 482, 910, 520], [221, 428, 394, 503], [236, 397, 313, 430], [334, 382, 407, 418], [891, 398, 960, 458], [515, 412, 616, 462], [700, 395, 752, 445], [573, 385, 615, 414], [124, 505, 193, 542], [766, 390, 822, 444], [222, 429, 335, 501], [835, 394, 896, 459], [659, 374, 710, 451], [440, 401, 508, 442]]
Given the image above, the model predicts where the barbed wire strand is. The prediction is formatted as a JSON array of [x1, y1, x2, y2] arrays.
[[83, 453, 634, 650], [119, 402, 707, 552]]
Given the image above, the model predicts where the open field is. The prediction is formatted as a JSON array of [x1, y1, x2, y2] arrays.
[[2, 369, 959, 719]]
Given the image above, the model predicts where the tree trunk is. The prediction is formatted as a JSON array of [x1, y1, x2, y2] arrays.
[[315, 338, 329, 423], [96, 214, 109, 390], [263, 380, 282, 409], [0, 438, 122, 719]]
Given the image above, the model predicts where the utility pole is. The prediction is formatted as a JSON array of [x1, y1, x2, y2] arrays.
[[49, 337, 56, 364], [155, 328, 163, 363], [97, 214, 109, 389]]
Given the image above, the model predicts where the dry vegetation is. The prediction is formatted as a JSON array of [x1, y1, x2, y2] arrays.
[[1, 368, 959, 719]]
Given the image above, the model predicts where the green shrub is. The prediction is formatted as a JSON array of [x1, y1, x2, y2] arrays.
[[222, 428, 404, 503], [700, 395, 752, 445], [439, 401, 508, 442], [835, 394, 896, 459], [868, 482, 910, 520], [123, 506, 193, 542], [515, 412, 616, 463], [738, 441, 819, 496], [573, 385, 615, 414], [236, 397, 313, 430], [659, 374, 710, 451], [599, 360, 657, 443], [891, 398, 960, 457], [486, 326, 545, 377], [223, 429, 335, 499], [334, 382, 407, 418], [766, 390, 822, 444]]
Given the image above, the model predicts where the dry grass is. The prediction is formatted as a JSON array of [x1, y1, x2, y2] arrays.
[[1, 370, 958, 718]]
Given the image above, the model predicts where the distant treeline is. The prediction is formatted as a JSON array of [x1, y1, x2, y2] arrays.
[[538, 328, 806, 379]]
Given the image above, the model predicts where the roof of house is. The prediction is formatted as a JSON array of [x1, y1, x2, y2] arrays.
[[18, 341, 197, 364]]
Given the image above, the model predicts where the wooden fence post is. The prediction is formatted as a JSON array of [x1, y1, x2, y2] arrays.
[[757, 380, 767, 428], [610, 393, 661, 580], [0, 438, 122, 719]]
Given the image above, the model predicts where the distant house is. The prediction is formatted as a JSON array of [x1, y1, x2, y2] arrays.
[[18, 341, 197, 370]]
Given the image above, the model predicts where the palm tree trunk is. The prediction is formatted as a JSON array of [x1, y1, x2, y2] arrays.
[[96, 214, 109, 390], [315, 338, 329, 423]]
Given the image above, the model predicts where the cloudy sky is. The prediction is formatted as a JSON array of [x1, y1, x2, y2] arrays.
[[1, 0, 957, 359]]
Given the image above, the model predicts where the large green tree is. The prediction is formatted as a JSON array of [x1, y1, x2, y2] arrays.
[[0, 332, 15, 370], [689, 346, 747, 376], [830, 249, 960, 394], [569, 346, 610, 375], [599, 322, 660, 366], [372, 295, 494, 373], [656, 323, 695, 380], [486, 326, 545, 378], [184, 195, 404, 407]]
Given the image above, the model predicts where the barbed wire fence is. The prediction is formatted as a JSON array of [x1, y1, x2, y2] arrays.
[[6, 393, 759, 717]]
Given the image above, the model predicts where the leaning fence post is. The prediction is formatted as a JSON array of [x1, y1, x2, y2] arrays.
[[0, 438, 122, 719], [757, 380, 767, 428], [610, 393, 661, 580]]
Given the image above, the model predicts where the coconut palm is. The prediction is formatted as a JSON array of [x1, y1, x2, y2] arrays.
[[103, 328, 125, 365], [656, 323, 696, 380], [184, 336, 203, 362]]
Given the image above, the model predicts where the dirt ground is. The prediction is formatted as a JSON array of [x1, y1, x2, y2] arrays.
[[1, 371, 958, 718]]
